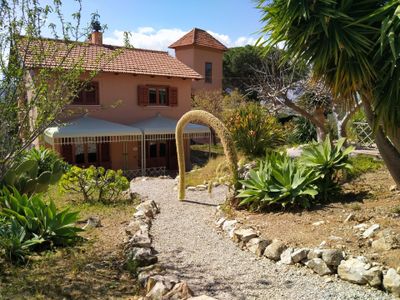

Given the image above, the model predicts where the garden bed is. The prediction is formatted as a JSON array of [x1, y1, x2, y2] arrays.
[[0, 187, 140, 299], [232, 166, 400, 269]]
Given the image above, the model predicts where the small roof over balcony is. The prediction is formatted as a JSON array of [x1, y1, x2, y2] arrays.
[[130, 114, 210, 140], [44, 116, 142, 145]]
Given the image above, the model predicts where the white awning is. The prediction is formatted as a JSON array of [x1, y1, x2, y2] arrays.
[[130, 114, 210, 136], [44, 116, 142, 145]]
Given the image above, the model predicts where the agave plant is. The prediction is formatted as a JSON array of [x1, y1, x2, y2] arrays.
[[238, 152, 319, 210], [0, 218, 44, 263], [300, 136, 354, 200], [0, 187, 83, 247]]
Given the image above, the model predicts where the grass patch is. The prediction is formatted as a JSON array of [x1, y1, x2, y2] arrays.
[[186, 155, 227, 187], [347, 154, 383, 180]]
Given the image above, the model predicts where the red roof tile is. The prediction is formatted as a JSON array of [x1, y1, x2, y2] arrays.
[[20, 37, 202, 79], [169, 28, 228, 51]]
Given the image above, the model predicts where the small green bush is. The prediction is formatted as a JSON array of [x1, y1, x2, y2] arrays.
[[300, 136, 354, 200], [59, 166, 130, 203], [238, 152, 320, 210], [225, 103, 286, 158], [347, 155, 383, 179]]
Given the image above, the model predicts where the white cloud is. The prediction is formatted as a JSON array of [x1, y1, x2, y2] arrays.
[[103, 27, 258, 52]]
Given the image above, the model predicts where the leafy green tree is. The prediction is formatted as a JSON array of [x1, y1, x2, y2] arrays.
[[257, 0, 400, 186], [0, 0, 110, 181], [223, 45, 263, 98]]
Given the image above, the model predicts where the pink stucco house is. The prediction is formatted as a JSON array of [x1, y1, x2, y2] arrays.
[[26, 28, 227, 176]]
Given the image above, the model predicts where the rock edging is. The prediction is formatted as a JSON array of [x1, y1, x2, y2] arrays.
[[215, 207, 400, 299], [123, 193, 217, 300]]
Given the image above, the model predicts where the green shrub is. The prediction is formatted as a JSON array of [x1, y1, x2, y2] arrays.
[[347, 155, 383, 180], [288, 116, 317, 144], [300, 136, 354, 200], [2, 148, 66, 195], [59, 166, 130, 203], [237, 152, 320, 210], [224, 103, 286, 157]]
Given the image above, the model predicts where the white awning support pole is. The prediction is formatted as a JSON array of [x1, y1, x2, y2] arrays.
[[209, 131, 212, 160], [141, 134, 145, 176]]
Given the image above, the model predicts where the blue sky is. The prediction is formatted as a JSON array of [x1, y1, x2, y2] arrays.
[[45, 0, 263, 51]]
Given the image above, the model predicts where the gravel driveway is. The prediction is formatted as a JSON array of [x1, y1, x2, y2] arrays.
[[132, 178, 391, 300]]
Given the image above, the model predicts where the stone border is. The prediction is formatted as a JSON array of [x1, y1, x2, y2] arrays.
[[122, 193, 217, 300], [215, 207, 400, 298]]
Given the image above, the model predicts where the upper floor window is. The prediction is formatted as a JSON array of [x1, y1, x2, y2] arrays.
[[138, 85, 178, 107], [72, 81, 99, 105], [205, 62, 212, 83]]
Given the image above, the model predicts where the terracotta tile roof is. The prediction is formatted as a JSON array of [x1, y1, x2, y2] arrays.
[[20, 37, 202, 79], [169, 28, 228, 51]]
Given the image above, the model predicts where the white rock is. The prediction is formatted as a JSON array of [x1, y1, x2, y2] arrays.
[[337, 257, 381, 287], [187, 186, 196, 191], [312, 221, 325, 226], [305, 258, 333, 276], [280, 248, 294, 265], [264, 239, 287, 261], [222, 220, 237, 238], [389, 185, 398, 192], [291, 248, 309, 263], [247, 238, 270, 257], [338, 258, 368, 285], [383, 268, 400, 297], [232, 228, 258, 243], [362, 224, 380, 239]]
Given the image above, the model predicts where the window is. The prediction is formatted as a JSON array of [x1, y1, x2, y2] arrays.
[[205, 62, 212, 83], [137, 86, 178, 107], [72, 81, 99, 105], [159, 142, 166, 157], [149, 142, 157, 158], [60, 143, 110, 167]]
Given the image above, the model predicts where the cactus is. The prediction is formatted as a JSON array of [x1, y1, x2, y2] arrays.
[[175, 110, 238, 200]]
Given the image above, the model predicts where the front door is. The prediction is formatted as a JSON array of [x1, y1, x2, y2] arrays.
[[146, 141, 167, 168]]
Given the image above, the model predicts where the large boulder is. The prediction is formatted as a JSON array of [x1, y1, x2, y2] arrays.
[[263, 240, 287, 261], [383, 268, 400, 297]]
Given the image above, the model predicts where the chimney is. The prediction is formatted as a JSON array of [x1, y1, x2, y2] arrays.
[[90, 31, 103, 45]]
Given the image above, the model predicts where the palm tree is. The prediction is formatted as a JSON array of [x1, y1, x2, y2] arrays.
[[257, 0, 400, 187]]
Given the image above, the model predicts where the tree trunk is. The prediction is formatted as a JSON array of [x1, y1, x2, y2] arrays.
[[314, 107, 328, 142], [363, 97, 400, 187]]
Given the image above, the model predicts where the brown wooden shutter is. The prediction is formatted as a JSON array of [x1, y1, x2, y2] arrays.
[[100, 142, 110, 162], [169, 87, 178, 106], [61, 144, 74, 164], [138, 85, 149, 106]]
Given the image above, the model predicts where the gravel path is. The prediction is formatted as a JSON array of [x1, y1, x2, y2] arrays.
[[132, 178, 391, 300]]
